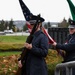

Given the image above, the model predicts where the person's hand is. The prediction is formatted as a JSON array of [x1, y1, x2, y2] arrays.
[[52, 42, 57, 46], [25, 43, 32, 49], [18, 60, 22, 68]]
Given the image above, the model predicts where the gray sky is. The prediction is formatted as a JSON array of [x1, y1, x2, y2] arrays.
[[0, 0, 75, 22]]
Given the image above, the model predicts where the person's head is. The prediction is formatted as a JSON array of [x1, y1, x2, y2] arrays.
[[68, 18, 75, 34], [28, 14, 44, 31]]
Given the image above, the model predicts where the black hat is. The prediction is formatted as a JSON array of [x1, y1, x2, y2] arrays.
[[28, 15, 45, 25], [68, 18, 75, 28]]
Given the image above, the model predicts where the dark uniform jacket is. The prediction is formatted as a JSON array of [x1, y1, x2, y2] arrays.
[[56, 33, 75, 62], [22, 30, 49, 75]]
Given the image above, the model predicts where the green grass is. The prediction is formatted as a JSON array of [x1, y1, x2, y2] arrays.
[[0, 51, 21, 56], [0, 36, 28, 50], [0, 35, 28, 43]]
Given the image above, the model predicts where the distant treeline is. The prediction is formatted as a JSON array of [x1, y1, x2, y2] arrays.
[[44, 18, 69, 29], [0, 18, 69, 32], [0, 19, 28, 32]]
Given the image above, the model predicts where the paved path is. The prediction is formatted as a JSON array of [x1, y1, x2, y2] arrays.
[[5, 32, 30, 36]]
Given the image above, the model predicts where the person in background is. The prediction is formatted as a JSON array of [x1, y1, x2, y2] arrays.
[[18, 15, 49, 75], [52, 18, 75, 75]]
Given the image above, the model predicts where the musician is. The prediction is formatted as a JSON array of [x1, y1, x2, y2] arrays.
[[18, 15, 49, 75], [52, 18, 75, 75]]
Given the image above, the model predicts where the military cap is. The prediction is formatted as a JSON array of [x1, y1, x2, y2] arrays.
[[68, 18, 75, 28], [28, 15, 45, 25]]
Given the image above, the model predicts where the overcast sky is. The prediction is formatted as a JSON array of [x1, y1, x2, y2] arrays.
[[0, 0, 75, 22]]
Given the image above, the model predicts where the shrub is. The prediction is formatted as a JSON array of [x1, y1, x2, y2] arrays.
[[0, 50, 63, 75]]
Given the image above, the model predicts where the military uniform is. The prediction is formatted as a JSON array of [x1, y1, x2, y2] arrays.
[[18, 13, 49, 75], [18, 0, 49, 75], [55, 19, 75, 75], [22, 30, 49, 75], [56, 33, 75, 62]]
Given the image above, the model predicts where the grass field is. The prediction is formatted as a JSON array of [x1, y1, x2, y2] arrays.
[[0, 51, 21, 56], [0, 35, 27, 43], [0, 36, 28, 50]]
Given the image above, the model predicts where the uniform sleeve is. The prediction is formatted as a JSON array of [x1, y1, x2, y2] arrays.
[[31, 35, 49, 57], [56, 36, 75, 51], [56, 43, 75, 51]]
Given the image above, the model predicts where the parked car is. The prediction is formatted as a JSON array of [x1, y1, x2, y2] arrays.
[[4, 29, 13, 34], [25, 30, 29, 33], [0, 32, 5, 35]]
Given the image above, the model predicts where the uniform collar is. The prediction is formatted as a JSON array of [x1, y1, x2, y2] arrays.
[[33, 30, 42, 37], [71, 32, 75, 36]]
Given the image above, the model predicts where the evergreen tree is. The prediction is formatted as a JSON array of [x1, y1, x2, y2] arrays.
[[0, 20, 5, 31], [47, 22, 51, 28], [23, 24, 28, 31], [58, 18, 68, 28], [44, 23, 48, 29], [5, 21, 9, 30], [9, 19, 14, 29]]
